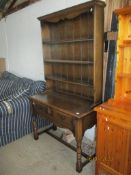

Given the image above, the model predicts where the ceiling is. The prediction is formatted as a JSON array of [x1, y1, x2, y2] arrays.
[[0, 0, 11, 11], [0, 0, 39, 18]]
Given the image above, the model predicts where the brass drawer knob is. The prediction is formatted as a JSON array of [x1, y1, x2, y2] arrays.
[[48, 107, 52, 114]]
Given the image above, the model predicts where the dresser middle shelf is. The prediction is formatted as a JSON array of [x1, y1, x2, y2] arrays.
[[43, 38, 94, 45], [44, 59, 93, 64], [46, 75, 93, 87]]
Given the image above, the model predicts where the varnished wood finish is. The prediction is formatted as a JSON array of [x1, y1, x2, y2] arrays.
[[95, 6, 131, 175], [114, 6, 131, 100], [31, 1, 105, 172], [31, 91, 96, 133], [114, 6, 131, 15], [39, 0, 105, 103], [95, 101, 131, 175], [94, 3, 104, 102], [31, 91, 93, 117]]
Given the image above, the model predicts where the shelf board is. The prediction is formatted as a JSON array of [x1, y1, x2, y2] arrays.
[[123, 40, 131, 45], [117, 73, 131, 78], [115, 6, 131, 15], [44, 59, 93, 64], [43, 38, 93, 45], [46, 75, 93, 87], [119, 43, 131, 48], [54, 89, 94, 102]]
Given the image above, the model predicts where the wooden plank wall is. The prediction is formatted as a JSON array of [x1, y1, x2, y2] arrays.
[[104, 0, 131, 32], [103, 0, 131, 100]]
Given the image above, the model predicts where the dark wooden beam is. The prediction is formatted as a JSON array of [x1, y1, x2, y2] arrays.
[[8, 0, 18, 10], [4, 0, 40, 16]]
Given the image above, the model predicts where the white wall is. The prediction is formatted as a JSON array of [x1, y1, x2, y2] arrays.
[[0, 19, 8, 61], [0, 0, 92, 80]]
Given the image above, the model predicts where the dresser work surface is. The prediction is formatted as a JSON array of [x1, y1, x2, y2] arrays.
[[31, 91, 93, 117]]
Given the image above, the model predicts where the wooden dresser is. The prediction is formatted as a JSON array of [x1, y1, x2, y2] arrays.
[[30, 0, 105, 172], [95, 6, 131, 175]]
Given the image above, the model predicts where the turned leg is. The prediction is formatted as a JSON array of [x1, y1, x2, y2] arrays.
[[76, 138, 82, 172], [75, 119, 83, 172], [52, 124, 57, 130], [32, 117, 39, 140], [32, 102, 39, 140]]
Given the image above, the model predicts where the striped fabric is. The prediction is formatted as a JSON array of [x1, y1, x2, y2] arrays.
[[0, 72, 50, 147], [0, 80, 14, 96], [1, 71, 19, 80], [30, 81, 46, 95], [0, 87, 30, 102]]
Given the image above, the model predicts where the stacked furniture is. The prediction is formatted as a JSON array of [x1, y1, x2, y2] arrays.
[[95, 6, 131, 175], [31, 0, 105, 172], [0, 71, 50, 147]]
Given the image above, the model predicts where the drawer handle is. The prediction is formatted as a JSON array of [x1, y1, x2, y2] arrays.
[[32, 102, 35, 105], [48, 107, 52, 114]]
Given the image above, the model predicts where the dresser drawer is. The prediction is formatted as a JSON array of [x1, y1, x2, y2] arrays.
[[34, 103, 53, 120], [53, 110, 74, 130], [33, 102, 74, 130]]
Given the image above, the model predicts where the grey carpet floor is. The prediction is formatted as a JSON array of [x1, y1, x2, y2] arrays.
[[0, 133, 95, 175]]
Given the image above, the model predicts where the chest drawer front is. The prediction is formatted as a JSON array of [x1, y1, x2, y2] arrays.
[[53, 110, 74, 130], [33, 102, 74, 131], [97, 114, 129, 175], [34, 103, 53, 121]]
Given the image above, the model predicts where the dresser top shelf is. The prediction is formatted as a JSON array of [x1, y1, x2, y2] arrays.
[[31, 91, 94, 118], [38, 0, 105, 22]]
